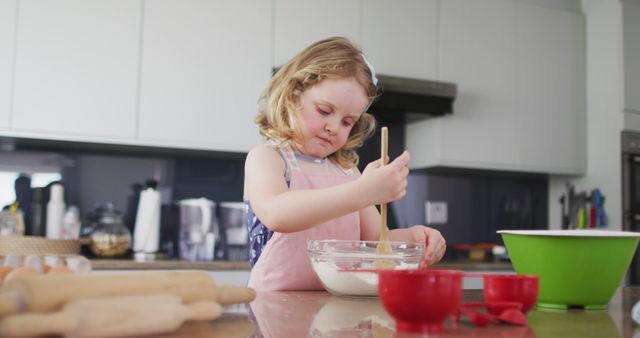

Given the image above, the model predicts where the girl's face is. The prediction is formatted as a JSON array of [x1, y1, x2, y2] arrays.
[[293, 77, 369, 159]]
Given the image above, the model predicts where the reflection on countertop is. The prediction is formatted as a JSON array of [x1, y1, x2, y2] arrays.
[[90, 259, 513, 271], [75, 264, 640, 337], [174, 287, 640, 338]]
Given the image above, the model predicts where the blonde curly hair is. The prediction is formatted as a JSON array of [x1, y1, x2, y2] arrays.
[[255, 36, 378, 168]]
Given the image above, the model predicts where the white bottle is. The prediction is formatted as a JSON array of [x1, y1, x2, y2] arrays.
[[62, 205, 81, 239], [46, 184, 66, 239]]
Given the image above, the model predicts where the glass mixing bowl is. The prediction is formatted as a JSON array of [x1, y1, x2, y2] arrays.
[[308, 239, 425, 297]]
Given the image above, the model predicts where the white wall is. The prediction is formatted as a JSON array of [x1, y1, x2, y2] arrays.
[[548, 0, 624, 230]]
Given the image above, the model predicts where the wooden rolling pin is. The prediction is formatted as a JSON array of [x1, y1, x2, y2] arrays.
[[0, 270, 256, 318], [0, 293, 223, 338]]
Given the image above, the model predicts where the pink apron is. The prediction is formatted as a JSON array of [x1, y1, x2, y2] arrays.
[[248, 142, 360, 291]]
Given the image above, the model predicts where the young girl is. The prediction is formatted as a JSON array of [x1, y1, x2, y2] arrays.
[[244, 36, 446, 291]]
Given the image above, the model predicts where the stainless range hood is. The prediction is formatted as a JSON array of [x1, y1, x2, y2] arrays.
[[371, 75, 457, 123]]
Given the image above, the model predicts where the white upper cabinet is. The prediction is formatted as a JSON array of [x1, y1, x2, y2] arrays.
[[0, 0, 587, 168], [408, 0, 518, 170], [408, 0, 585, 175], [11, 0, 141, 139], [274, 0, 438, 80], [516, 3, 586, 174], [273, 0, 360, 67], [623, 2, 640, 114], [138, 0, 270, 153], [0, 0, 17, 130], [361, 0, 438, 80]]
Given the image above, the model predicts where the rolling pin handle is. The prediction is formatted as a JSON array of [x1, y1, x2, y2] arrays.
[[185, 301, 223, 322], [0, 311, 78, 337], [0, 291, 21, 319]]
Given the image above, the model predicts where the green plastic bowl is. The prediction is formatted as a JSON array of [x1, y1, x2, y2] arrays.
[[498, 230, 640, 310]]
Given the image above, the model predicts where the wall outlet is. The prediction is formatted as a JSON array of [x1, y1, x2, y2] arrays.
[[425, 201, 448, 224]]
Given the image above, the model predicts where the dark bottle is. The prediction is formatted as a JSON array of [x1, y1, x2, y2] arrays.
[[29, 187, 46, 236], [124, 183, 143, 235]]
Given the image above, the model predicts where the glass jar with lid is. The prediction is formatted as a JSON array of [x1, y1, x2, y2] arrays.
[[89, 204, 131, 257]]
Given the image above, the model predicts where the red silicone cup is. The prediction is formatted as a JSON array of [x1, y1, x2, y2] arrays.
[[378, 269, 463, 334], [482, 274, 539, 313]]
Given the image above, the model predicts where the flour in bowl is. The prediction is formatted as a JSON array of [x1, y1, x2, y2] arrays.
[[312, 261, 418, 296]]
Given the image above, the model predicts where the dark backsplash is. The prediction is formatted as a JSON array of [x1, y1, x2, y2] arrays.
[[2, 138, 246, 214], [355, 114, 549, 250], [2, 137, 548, 261], [393, 168, 548, 247]]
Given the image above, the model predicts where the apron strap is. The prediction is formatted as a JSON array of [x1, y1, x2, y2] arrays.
[[265, 139, 301, 184]]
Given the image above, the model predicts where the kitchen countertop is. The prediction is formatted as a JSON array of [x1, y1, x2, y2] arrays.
[[90, 259, 253, 271], [90, 259, 513, 271], [167, 287, 640, 337]]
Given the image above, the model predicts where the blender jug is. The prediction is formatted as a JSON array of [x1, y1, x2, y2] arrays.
[[178, 198, 218, 261]]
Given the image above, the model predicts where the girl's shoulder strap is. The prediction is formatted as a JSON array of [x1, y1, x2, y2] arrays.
[[332, 160, 356, 177], [264, 139, 301, 173], [342, 167, 356, 176]]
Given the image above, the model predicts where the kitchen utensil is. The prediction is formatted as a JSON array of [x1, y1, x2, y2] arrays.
[[0, 270, 255, 318], [499, 229, 640, 309], [483, 274, 539, 313], [178, 198, 219, 261], [375, 127, 394, 270], [214, 285, 257, 305], [219, 202, 249, 261], [497, 308, 527, 326], [0, 294, 223, 338], [577, 206, 585, 229], [460, 301, 523, 316], [308, 240, 424, 296], [592, 188, 607, 228], [568, 185, 577, 229], [378, 269, 462, 334], [458, 301, 527, 326], [458, 307, 494, 327], [559, 188, 569, 229]]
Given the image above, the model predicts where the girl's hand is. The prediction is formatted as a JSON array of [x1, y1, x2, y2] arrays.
[[409, 225, 446, 266], [360, 151, 410, 205]]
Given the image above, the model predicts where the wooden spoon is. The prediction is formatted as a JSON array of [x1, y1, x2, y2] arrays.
[[374, 127, 395, 269]]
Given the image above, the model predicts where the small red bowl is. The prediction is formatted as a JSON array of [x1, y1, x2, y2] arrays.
[[378, 269, 463, 334], [483, 274, 539, 313]]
